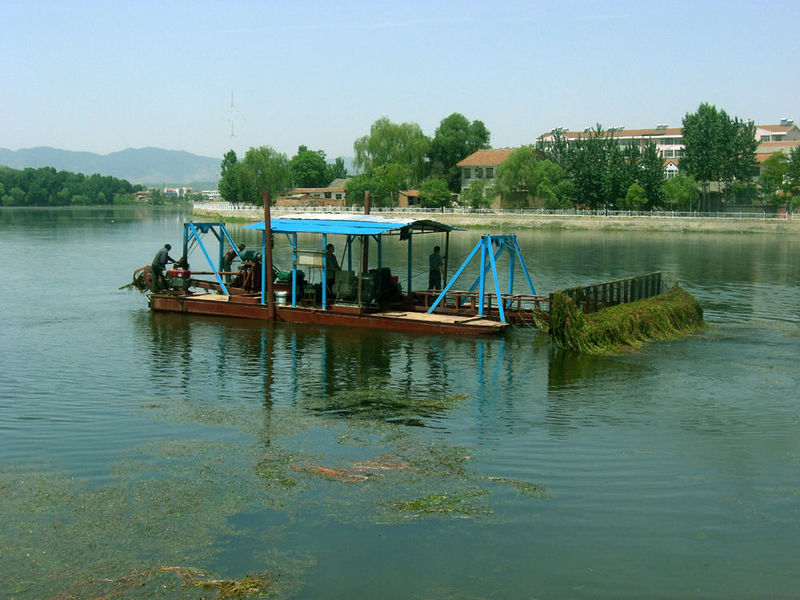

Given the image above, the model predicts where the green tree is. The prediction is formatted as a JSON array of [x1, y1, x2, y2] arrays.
[[326, 157, 348, 182], [637, 142, 666, 208], [496, 146, 571, 208], [682, 103, 758, 208], [621, 183, 648, 210], [218, 150, 241, 204], [353, 117, 430, 184], [663, 175, 699, 211], [429, 113, 491, 191], [289, 145, 329, 188], [459, 180, 493, 209], [418, 177, 452, 208], [345, 173, 384, 208], [759, 152, 788, 203], [238, 146, 292, 205], [786, 147, 800, 207], [567, 124, 610, 209], [602, 142, 631, 208]]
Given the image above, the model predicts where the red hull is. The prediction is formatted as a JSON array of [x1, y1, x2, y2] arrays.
[[149, 293, 507, 336]]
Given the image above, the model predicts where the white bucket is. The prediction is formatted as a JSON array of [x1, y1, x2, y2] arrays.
[[274, 291, 288, 305]]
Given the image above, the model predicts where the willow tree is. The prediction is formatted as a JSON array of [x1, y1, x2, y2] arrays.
[[238, 146, 292, 205], [353, 117, 430, 184]]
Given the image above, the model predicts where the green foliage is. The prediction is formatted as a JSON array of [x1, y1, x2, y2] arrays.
[[681, 103, 758, 208], [238, 146, 292, 205], [289, 145, 330, 188], [459, 180, 493, 209], [327, 156, 348, 181], [663, 174, 699, 210], [760, 152, 789, 204], [218, 149, 241, 203], [345, 173, 394, 208], [418, 177, 452, 208], [566, 124, 609, 208], [429, 113, 491, 191], [0, 165, 141, 206], [549, 284, 705, 354], [638, 141, 665, 207], [622, 183, 648, 210], [495, 147, 571, 208], [353, 117, 430, 184], [601, 142, 632, 207]]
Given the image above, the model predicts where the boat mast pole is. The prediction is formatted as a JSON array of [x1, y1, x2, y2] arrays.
[[263, 190, 276, 320]]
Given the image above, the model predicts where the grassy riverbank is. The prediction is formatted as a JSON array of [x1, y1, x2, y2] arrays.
[[193, 205, 800, 234]]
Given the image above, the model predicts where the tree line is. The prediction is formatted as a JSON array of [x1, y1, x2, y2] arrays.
[[218, 112, 490, 208], [0, 166, 145, 206], [220, 103, 800, 211]]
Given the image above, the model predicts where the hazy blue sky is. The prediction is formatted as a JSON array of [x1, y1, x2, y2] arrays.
[[2, 0, 798, 160]]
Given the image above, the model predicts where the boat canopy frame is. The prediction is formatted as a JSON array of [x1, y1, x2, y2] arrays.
[[245, 213, 463, 310], [181, 221, 246, 296]]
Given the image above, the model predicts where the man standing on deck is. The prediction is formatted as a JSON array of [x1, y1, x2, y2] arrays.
[[151, 243, 175, 291], [325, 243, 340, 302], [428, 245, 443, 291]]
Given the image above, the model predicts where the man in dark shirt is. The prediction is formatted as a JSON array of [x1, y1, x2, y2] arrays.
[[428, 245, 443, 291], [151, 243, 175, 291], [325, 243, 340, 303]]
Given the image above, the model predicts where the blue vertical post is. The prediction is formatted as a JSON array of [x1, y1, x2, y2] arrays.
[[478, 237, 486, 316], [507, 240, 515, 308], [291, 233, 297, 307], [487, 237, 506, 323], [377, 235, 382, 269]]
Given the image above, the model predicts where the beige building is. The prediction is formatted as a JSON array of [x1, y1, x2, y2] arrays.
[[456, 149, 515, 191]]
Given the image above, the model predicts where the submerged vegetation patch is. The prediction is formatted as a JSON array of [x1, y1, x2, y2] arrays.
[[549, 284, 705, 354], [301, 386, 468, 425], [55, 566, 278, 600]]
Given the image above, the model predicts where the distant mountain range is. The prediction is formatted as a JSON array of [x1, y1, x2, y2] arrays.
[[0, 146, 357, 190], [0, 146, 221, 188]]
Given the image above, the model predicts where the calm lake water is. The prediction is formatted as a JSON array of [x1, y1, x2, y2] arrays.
[[1, 206, 798, 599]]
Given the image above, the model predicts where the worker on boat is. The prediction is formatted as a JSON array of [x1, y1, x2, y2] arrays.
[[428, 245, 443, 291], [325, 243, 340, 303], [222, 243, 245, 283], [151, 243, 175, 292]]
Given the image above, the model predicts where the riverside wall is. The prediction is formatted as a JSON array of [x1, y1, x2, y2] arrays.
[[192, 204, 800, 234]]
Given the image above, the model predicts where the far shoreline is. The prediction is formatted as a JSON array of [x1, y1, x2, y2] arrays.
[[192, 204, 800, 235]]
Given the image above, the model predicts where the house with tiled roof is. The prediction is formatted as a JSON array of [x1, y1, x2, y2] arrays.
[[456, 149, 515, 191], [398, 190, 420, 207], [755, 121, 800, 143]]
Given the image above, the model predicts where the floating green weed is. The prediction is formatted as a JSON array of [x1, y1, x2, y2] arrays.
[[486, 477, 549, 498], [394, 490, 491, 517], [549, 284, 705, 354]]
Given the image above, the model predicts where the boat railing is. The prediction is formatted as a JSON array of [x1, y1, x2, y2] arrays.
[[413, 289, 549, 315]]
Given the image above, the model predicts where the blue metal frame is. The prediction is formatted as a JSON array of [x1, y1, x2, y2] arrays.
[[183, 222, 232, 295], [426, 234, 536, 323]]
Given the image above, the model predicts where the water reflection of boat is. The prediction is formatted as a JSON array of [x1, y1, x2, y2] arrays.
[[138, 213, 547, 336]]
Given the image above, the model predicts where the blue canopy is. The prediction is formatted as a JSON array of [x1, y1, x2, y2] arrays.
[[244, 213, 460, 236]]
